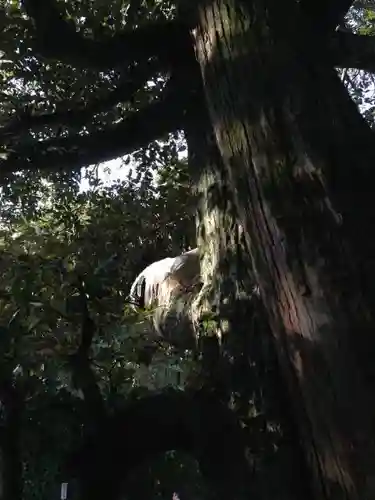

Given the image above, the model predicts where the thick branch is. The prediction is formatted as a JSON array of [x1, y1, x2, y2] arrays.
[[300, 0, 354, 34], [68, 390, 249, 500], [0, 60, 162, 143], [22, 0, 191, 70], [330, 30, 375, 72], [0, 88, 185, 175]]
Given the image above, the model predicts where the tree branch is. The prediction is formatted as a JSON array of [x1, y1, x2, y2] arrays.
[[0, 86, 185, 176], [21, 0, 191, 71], [0, 60, 162, 143], [300, 0, 354, 34], [68, 389, 249, 500], [330, 30, 375, 72]]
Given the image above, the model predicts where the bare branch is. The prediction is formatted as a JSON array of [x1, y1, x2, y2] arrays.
[[21, 0, 191, 70], [330, 30, 375, 72]]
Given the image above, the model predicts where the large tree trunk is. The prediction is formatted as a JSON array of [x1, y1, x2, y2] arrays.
[[188, 1, 375, 499], [186, 107, 311, 499]]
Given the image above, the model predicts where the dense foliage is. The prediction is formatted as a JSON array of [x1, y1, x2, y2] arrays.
[[0, 152, 198, 497]]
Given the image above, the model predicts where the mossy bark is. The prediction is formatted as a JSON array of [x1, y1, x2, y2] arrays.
[[188, 0, 375, 499]]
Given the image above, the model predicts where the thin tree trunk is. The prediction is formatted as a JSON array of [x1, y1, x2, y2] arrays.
[[0, 380, 23, 500], [189, 1, 375, 498]]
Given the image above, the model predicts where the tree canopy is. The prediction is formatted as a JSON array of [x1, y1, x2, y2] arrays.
[[0, 0, 373, 180]]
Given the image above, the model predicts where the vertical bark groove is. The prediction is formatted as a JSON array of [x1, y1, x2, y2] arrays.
[[186, 100, 311, 499]]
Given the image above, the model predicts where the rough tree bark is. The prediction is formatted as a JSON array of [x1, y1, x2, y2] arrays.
[[186, 103, 312, 499], [188, 0, 375, 499]]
